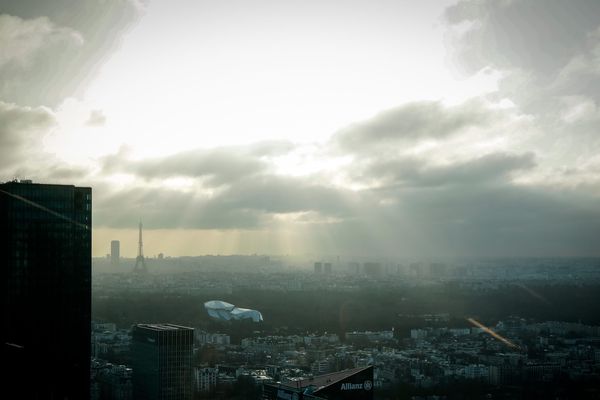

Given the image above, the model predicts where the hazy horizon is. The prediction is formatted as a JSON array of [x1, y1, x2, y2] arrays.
[[2, 0, 600, 257]]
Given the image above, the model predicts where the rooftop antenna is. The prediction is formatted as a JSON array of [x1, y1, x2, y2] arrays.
[[134, 219, 147, 273]]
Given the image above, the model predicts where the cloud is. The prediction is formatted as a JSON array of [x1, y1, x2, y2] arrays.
[[0, 100, 95, 183], [362, 152, 536, 188], [333, 100, 498, 152], [365, 181, 600, 257], [0, 2, 144, 183], [86, 110, 106, 126], [0, 101, 55, 171], [0, 0, 146, 106], [551, 28, 600, 105], [9, 163, 91, 185], [217, 174, 354, 216], [93, 173, 356, 230], [0, 14, 83, 69], [445, 0, 600, 77], [102, 141, 294, 185], [86, 122, 600, 256], [85, 84, 598, 256], [94, 185, 264, 230], [0, 14, 84, 106], [1, 0, 598, 258], [443, 0, 600, 190], [94, 174, 600, 257], [246, 140, 296, 157], [126, 150, 265, 184], [445, 0, 600, 113], [94, 141, 356, 230]]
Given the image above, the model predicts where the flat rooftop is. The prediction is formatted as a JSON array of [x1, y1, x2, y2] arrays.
[[281, 366, 372, 391], [135, 323, 193, 331]]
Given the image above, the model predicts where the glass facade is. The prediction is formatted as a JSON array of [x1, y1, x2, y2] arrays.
[[132, 324, 194, 400], [0, 181, 92, 399]]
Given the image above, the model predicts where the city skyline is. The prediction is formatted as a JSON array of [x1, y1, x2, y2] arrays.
[[1, 0, 600, 257]]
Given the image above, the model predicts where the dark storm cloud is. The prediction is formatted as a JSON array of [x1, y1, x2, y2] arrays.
[[366, 182, 600, 257], [94, 185, 264, 230], [321, 77, 600, 257], [363, 152, 536, 188], [0, 101, 54, 170], [94, 139, 353, 229], [126, 150, 265, 184], [0, 0, 146, 106], [333, 100, 496, 152], [90, 120, 600, 257], [93, 173, 356, 230], [217, 174, 353, 216], [102, 141, 294, 185]]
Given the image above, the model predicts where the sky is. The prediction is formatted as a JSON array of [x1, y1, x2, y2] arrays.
[[1, 0, 599, 258]]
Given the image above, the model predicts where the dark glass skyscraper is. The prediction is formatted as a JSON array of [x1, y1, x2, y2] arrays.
[[132, 324, 194, 400], [0, 180, 92, 399]]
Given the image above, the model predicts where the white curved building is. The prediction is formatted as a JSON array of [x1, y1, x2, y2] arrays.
[[204, 300, 263, 322], [204, 300, 235, 320], [230, 307, 263, 322]]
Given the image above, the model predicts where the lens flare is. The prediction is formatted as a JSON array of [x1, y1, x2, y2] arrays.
[[467, 317, 520, 350]]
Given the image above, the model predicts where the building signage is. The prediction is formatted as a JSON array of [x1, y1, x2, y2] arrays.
[[340, 380, 372, 391]]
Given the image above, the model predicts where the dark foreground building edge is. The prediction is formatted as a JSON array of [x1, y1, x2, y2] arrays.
[[1, 181, 92, 399], [263, 366, 374, 400]]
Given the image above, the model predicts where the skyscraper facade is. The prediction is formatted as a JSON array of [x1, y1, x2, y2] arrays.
[[0, 180, 92, 399], [132, 324, 194, 400], [314, 261, 323, 273], [111, 239, 120, 265]]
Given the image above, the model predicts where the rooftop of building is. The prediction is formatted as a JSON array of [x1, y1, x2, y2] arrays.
[[279, 365, 372, 391], [1, 179, 91, 190], [135, 323, 193, 332], [3, 179, 55, 186]]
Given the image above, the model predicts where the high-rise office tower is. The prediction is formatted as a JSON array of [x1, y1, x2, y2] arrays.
[[0, 180, 92, 399], [111, 240, 120, 266], [132, 324, 194, 400], [314, 262, 323, 273]]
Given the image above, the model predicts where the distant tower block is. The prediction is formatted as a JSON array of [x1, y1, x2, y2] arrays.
[[111, 240, 120, 266], [314, 262, 322, 273], [363, 262, 383, 277], [134, 221, 147, 273], [324, 262, 332, 274]]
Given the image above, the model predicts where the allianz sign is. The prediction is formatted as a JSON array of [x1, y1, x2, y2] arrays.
[[340, 380, 373, 391]]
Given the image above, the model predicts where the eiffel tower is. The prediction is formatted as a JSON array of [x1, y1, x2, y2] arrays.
[[134, 220, 147, 273]]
